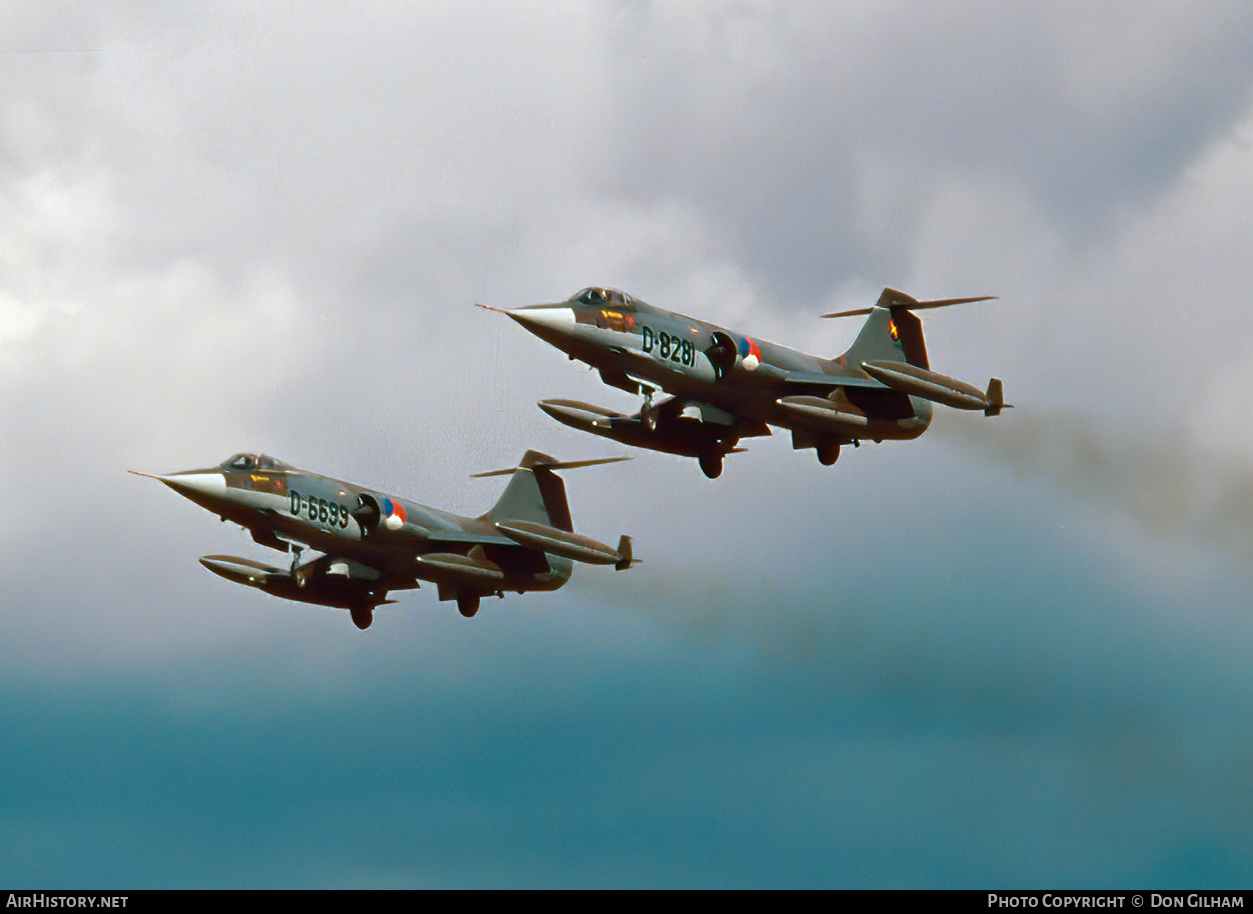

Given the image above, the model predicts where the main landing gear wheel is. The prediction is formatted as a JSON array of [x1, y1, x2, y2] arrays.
[[698, 451, 724, 479], [350, 606, 373, 630], [457, 593, 480, 618], [817, 439, 841, 466]]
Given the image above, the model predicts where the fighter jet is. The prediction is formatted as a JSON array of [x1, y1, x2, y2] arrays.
[[132, 450, 634, 629], [480, 286, 1008, 478]]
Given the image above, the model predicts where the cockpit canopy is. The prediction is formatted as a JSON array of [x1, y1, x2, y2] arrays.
[[570, 287, 636, 308], [221, 453, 289, 471]]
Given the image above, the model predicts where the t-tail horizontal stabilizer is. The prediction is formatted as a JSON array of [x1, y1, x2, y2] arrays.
[[821, 288, 997, 318], [470, 448, 631, 478]]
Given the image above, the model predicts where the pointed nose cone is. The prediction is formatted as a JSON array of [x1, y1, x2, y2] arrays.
[[506, 304, 579, 348], [157, 471, 227, 500], [509, 304, 575, 328], [131, 468, 229, 511], [478, 299, 583, 353]]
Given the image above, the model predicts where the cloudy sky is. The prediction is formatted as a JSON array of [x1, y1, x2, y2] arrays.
[[3, 0, 1253, 888]]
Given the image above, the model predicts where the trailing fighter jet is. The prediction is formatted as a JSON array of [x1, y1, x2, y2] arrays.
[[132, 450, 634, 629], [480, 286, 1008, 478]]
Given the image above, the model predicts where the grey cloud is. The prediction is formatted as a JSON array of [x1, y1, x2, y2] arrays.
[[600, 2, 1253, 305]]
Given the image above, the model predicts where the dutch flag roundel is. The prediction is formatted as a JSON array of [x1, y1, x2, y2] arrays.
[[383, 497, 406, 531]]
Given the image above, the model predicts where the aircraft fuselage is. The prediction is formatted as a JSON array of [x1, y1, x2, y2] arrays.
[[499, 291, 933, 445], [134, 450, 642, 627]]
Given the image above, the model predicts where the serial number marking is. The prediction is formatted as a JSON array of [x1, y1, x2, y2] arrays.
[[289, 490, 350, 529], [641, 326, 697, 367]]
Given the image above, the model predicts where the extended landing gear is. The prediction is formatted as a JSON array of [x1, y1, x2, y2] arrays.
[[816, 438, 841, 466], [350, 605, 374, 630], [457, 592, 480, 618], [698, 451, 724, 479], [639, 385, 659, 430]]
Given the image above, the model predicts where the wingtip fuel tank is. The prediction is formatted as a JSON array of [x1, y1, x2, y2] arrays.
[[538, 399, 619, 433], [860, 360, 1009, 416], [538, 398, 734, 459], [198, 554, 394, 616], [494, 519, 633, 568]]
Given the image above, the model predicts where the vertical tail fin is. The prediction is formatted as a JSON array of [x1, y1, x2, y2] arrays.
[[845, 293, 928, 369], [477, 450, 572, 530], [984, 378, 1010, 417], [614, 534, 633, 571]]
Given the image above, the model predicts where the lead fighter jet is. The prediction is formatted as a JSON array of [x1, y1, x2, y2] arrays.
[[132, 450, 634, 629], [481, 287, 1008, 478]]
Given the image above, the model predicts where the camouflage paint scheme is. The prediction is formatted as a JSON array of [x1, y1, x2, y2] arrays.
[[482, 287, 1008, 478], [133, 451, 633, 629]]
